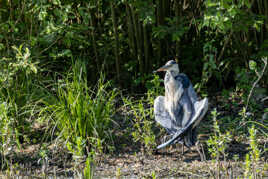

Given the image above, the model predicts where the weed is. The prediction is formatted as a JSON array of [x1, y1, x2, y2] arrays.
[[151, 170, 156, 179], [243, 125, 262, 178], [123, 94, 157, 154], [207, 108, 232, 162], [127, 75, 164, 154], [207, 108, 232, 178], [0, 45, 44, 169], [84, 156, 94, 179], [123, 86, 158, 154], [116, 167, 121, 179], [45, 60, 118, 157]]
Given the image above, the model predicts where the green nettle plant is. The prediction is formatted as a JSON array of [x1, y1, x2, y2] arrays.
[[121, 75, 162, 154], [207, 109, 232, 178], [124, 95, 156, 154], [46, 60, 118, 156], [145, 74, 164, 101], [244, 125, 261, 178], [207, 109, 232, 161]]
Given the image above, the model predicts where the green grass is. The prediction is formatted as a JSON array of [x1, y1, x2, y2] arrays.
[[44, 60, 118, 156]]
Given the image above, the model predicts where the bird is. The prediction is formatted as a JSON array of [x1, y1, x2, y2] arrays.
[[154, 60, 208, 150]]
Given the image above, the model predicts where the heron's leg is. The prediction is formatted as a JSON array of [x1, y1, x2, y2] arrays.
[[186, 145, 192, 153], [161, 133, 172, 143], [195, 141, 202, 161], [200, 142, 206, 161], [181, 143, 192, 155], [195, 140, 206, 161]]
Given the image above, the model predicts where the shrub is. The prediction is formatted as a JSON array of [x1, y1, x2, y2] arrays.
[[45, 60, 118, 156]]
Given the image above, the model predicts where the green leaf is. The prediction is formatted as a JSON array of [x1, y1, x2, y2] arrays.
[[249, 60, 257, 70], [0, 43, 5, 51], [30, 64, 37, 74]]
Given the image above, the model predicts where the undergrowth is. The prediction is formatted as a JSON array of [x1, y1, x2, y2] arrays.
[[0, 0, 267, 177], [44, 60, 118, 157]]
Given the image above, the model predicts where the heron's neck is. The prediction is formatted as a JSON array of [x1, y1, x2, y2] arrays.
[[168, 70, 179, 77]]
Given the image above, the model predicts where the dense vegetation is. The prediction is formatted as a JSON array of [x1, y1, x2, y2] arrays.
[[0, 0, 267, 178]]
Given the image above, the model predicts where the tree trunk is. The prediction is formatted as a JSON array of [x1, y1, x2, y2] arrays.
[[89, 11, 100, 74], [130, 4, 143, 74], [125, 3, 137, 60], [156, 0, 165, 65], [143, 24, 149, 73], [111, 2, 121, 83], [174, 0, 182, 58]]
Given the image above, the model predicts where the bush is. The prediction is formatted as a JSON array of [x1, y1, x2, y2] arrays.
[[45, 60, 118, 156]]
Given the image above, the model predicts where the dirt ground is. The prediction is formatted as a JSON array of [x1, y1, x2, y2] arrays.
[[1, 94, 268, 178], [93, 139, 268, 178], [2, 132, 266, 178]]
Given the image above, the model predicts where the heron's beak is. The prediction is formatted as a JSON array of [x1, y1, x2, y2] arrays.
[[154, 64, 172, 73]]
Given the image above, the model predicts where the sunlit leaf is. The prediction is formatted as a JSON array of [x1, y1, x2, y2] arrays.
[[249, 60, 257, 70]]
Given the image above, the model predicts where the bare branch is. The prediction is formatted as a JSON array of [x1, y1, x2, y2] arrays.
[[246, 57, 268, 111]]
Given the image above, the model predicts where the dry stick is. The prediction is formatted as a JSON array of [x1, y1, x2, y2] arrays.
[[159, 169, 206, 178], [172, 170, 205, 178], [261, 96, 268, 102], [245, 57, 268, 111]]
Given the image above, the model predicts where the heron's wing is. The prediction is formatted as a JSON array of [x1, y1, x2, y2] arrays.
[[183, 98, 208, 147], [176, 73, 198, 103], [183, 128, 197, 147], [154, 96, 181, 134], [188, 84, 198, 103], [192, 98, 208, 128], [156, 98, 208, 149]]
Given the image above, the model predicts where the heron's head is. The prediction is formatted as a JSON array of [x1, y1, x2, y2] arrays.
[[154, 60, 179, 73]]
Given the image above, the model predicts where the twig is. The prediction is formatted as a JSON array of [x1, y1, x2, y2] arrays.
[[171, 169, 207, 178], [261, 96, 268, 102], [245, 57, 268, 111], [201, 143, 206, 161], [217, 30, 233, 63], [196, 141, 205, 161], [32, 36, 61, 58]]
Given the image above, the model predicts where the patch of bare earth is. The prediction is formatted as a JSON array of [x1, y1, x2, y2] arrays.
[[94, 140, 268, 178]]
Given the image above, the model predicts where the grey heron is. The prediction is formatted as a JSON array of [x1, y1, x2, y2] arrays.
[[154, 60, 208, 150]]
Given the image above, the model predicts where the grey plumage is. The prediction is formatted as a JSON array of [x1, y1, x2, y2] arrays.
[[154, 60, 208, 149]]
